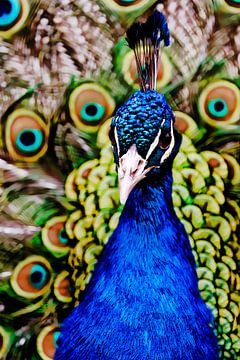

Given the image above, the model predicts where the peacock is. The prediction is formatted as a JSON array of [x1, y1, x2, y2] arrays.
[[54, 10, 220, 359], [0, 0, 239, 359]]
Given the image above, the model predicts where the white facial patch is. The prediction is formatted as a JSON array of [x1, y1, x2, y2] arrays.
[[114, 126, 120, 156]]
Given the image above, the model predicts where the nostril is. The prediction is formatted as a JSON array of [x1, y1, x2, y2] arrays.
[[130, 158, 145, 177], [130, 168, 138, 177], [137, 158, 145, 169]]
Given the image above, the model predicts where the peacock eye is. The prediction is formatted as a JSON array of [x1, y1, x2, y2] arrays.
[[29, 264, 48, 289], [198, 80, 240, 128], [10, 256, 52, 299], [81, 103, 105, 122], [159, 129, 172, 150], [41, 216, 70, 258], [68, 83, 115, 134], [5, 108, 49, 162], [121, 49, 172, 90], [208, 98, 228, 117], [16, 129, 43, 153], [0, 0, 30, 38], [37, 325, 60, 360], [0, 0, 20, 26]]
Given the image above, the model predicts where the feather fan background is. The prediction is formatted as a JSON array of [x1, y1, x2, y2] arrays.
[[0, 0, 239, 359]]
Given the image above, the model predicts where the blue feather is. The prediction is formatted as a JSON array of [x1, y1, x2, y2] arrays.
[[146, 11, 170, 47], [55, 169, 218, 360]]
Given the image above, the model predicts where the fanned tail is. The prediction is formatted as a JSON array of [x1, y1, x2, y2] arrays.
[[0, 1, 239, 359]]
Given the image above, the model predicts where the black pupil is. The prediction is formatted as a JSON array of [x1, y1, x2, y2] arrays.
[[20, 131, 35, 146], [56, 336, 62, 347], [0, 1, 12, 17], [85, 105, 97, 116], [30, 271, 43, 284], [61, 230, 67, 239], [214, 101, 224, 112]]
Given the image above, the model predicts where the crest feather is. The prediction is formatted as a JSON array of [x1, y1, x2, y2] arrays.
[[126, 11, 170, 91]]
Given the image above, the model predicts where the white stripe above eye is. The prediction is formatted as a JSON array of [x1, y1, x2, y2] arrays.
[[145, 119, 166, 160], [160, 122, 175, 164], [114, 126, 120, 156]]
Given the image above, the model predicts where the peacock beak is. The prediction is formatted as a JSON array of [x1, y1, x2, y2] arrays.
[[118, 144, 148, 204]]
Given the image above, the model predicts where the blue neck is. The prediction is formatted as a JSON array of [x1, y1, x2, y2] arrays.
[[116, 169, 194, 267], [55, 169, 218, 360], [123, 169, 174, 222]]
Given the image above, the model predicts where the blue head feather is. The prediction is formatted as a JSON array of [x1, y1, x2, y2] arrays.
[[146, 10, 170, 47], [111, 90, 182, 181], [112, 90, 175, 159]]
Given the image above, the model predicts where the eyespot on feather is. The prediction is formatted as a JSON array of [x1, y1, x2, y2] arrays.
[[37, 325, 60, 360], [216, 0, 240, 13], [68, 83, 115, 133], [198, 80, 240, 128], [5, 108, 49, 162], [54, 271, 73, 303], [174, 111, 204, 141], [113, 0, 141, 4], [10, 256, 52, 299], [121, 50, 172, 90], [100, 0, 155, 13], [0, 0, 29, 38], [41, 216, 70, 258]]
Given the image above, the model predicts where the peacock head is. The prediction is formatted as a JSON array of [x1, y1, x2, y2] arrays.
[[110, 89, 181, 204]]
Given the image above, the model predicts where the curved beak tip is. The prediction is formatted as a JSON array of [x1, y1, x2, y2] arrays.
[[119, 176, 135, 205]]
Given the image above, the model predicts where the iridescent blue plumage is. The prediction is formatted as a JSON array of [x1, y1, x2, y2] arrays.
[[55, 156, 218, 359], [55, 10, 218, 360], [113, 90, 174, 157]]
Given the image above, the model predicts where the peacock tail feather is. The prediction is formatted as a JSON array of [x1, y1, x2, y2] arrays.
[[0, 0, 239, 359]]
